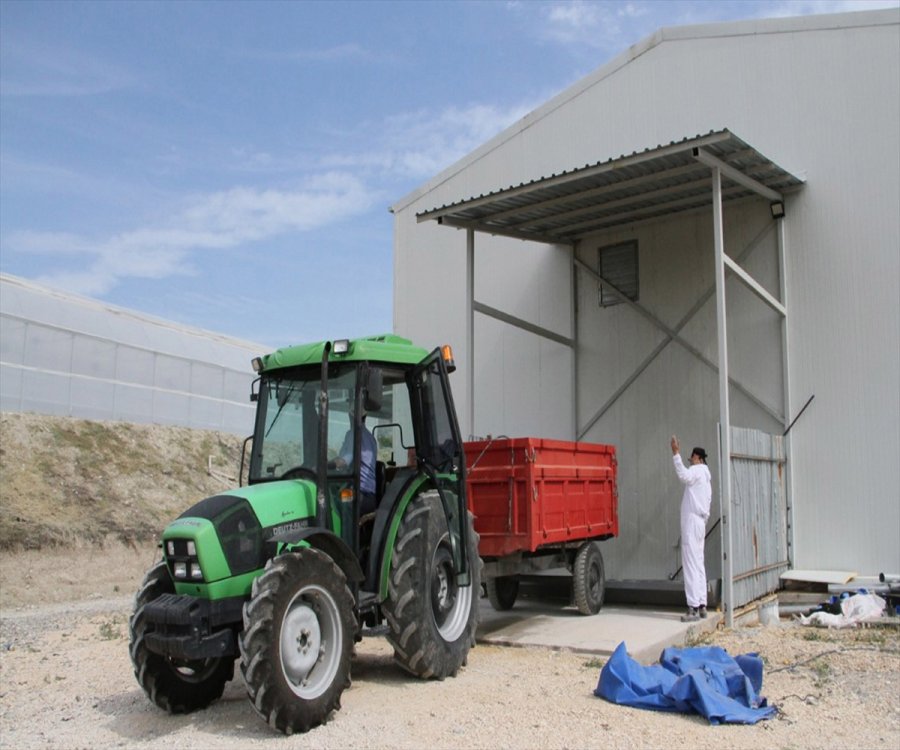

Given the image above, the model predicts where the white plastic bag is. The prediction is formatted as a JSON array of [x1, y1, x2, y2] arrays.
[[798, 593, 886, 628]]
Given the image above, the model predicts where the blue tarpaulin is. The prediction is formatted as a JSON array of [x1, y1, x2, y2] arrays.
[[595, 642, 776, 725]]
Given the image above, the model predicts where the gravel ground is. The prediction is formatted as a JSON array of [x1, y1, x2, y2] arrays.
[[1, 547, 898, 750]]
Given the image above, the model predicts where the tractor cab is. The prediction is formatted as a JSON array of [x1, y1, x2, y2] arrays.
[[245, 337, 470, 589]]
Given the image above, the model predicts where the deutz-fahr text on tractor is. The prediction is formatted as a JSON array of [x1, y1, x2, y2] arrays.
[[129, 335, 480, 734]]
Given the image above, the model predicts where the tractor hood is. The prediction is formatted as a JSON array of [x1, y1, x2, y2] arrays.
[[162, 480, 317, 589]]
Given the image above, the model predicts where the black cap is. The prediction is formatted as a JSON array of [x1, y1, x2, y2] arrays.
[[691, 447, 707, 460]]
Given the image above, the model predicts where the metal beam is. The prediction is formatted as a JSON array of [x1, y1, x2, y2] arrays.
[[466, 228, 475, 438], [503, 165, 705, 226], [777, 217, 796, 567], [571, 243, 579, 442], [512, 176, 714, 230], [559, 185, 747, 237], [435, 215, 572, 247], [694, 147, 782, 202], [712, 166, 735, 629], [416, 131, 734, 223], [574, 258, 783, 433], [473, 301, 575, 349], [723, 255, 786, 317], [576, 222, 777, 438]]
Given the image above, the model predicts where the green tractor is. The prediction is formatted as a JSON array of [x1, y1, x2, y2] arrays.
[[129, 335, 480, 734]]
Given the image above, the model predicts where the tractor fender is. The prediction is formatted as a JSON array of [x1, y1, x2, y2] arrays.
[[272, 526, 365, 583]]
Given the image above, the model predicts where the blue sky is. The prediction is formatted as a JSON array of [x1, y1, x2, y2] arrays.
[[2, 0, 896, 348]]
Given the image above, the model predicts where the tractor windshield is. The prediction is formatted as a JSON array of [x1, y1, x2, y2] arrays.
[[248, 365, 358, 483]]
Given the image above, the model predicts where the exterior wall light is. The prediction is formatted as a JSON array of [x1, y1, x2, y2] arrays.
[[770, 200, 785, 219]]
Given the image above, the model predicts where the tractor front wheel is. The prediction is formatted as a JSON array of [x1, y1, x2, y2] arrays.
[[239, 549, 355, 735], [384, 491, 480, 679], [129, 561, 234, 713]]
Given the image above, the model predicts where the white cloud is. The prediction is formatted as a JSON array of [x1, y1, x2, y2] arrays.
[[242, 42, 386, 64], [10, 174, 377, 296], [757, 0, 899, 17], [281, 43, 372, 62], [320, 100, 538, 181], [0, 36, 135, 97], [532, 0, 898, 53], [5, 95, 534, 298], [541, 1, 626, 49]]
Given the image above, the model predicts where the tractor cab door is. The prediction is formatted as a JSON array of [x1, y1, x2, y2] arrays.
[[409, 349, 471, 585]]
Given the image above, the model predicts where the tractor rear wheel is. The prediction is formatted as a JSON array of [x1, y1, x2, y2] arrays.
[[573, 541, 605, 615], [129, 561, 234, 713], [486, 576, 519, 611], [239, 549, 355, 735], [383, 491, 480, 679]]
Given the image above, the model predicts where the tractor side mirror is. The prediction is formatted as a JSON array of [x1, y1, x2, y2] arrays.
[[365, 368, 383, 413]]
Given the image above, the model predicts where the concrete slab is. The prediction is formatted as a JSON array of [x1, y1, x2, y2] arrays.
[[781, 569, 857, 584], [476, 598, 720, 664]]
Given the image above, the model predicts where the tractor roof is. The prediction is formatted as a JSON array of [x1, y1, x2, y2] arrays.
[[255, 334, 430, 373]]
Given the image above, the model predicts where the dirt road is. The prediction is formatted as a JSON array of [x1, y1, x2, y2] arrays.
[[2, 418, 896, 748], [2, 560, 898, 750]]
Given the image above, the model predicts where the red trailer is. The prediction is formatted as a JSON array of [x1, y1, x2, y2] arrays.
[[465, 437, 618, 615]]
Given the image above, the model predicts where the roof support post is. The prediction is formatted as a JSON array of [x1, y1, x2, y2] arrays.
[[777, 217, 795, 567], [571, 242, 579, 441], [466, 228, 475, 437], [712, 167, 735, 629]]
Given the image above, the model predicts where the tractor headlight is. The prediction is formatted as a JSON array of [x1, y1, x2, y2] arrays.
[[164, 538, 205, 582]]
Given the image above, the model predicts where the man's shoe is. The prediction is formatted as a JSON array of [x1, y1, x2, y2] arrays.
[[698, 605, 708, 619], [681, 607, 700, 622]]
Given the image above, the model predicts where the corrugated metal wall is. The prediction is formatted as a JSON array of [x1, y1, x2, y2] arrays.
[[730, 427, 788, 608], [392, 11, 900, 577], [0, 275, 263, 435]]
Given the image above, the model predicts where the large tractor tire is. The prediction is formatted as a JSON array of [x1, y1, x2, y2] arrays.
[[573, 541, 605, 615], [129, 561, 234, 713], [383, 491, 481, 679], [239, 548, 355, 735], [486, 576, 519, 611]]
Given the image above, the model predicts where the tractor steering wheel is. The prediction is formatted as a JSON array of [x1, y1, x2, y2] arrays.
[[280, 466, 318, 482]]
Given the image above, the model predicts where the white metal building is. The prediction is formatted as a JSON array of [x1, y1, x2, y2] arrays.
[[0, 273, 264, 436], [391, 8, 900, 604]]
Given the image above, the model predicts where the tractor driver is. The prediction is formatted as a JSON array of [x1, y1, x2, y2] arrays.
[[333, 402, 378, 515]]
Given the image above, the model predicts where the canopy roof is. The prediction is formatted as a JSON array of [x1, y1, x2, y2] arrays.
[[417, 129, 804, 243]]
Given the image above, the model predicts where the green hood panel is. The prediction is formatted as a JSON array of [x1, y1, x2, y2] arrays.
[[221, 480, 317, 526], [162, 480, 317, 590]]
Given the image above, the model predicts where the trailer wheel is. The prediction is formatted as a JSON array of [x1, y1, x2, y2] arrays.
[[129, 561, 234, 713], [573, 541, 605, 615], [384, 491, 480, 679], [486, 576, 519, 611], [239, 549, 355, 735]]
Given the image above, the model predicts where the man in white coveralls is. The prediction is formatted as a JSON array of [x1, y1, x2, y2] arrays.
[[670, 436, 712, 622]]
